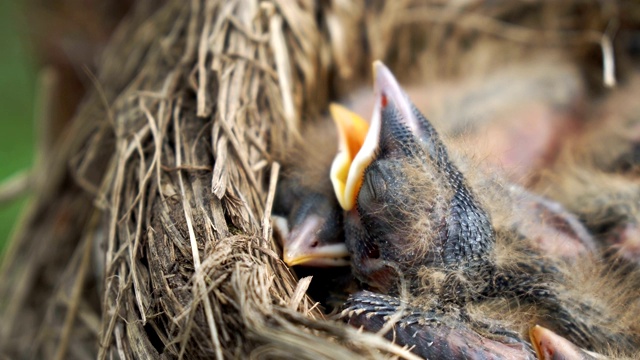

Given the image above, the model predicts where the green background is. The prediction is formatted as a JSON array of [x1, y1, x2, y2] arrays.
[[0, 1, 36, 252]]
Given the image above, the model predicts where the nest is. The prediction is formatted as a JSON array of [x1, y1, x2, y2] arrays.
[[1, 0, 638, 358]]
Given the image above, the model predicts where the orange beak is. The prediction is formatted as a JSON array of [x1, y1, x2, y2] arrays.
[[276, 104, 368, 268], [330, 104, 369, 210], [331, 61, 409, 211]]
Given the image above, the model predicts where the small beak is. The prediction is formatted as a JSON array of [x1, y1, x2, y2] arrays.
[[330, 104, 369, 210], [282, 214, 350, 267], [529, 325, 601, 360], [332, 60, 419, 211]]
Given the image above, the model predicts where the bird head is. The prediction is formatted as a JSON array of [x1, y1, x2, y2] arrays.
[[277, 102, 368, 268], [331, 61, 495, 292], [279, 191, 350, 267]]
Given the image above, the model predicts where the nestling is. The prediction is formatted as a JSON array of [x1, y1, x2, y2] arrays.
[[334, 62, 640, 359]]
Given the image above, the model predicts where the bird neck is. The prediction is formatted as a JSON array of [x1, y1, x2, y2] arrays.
[[442, 182, 496, 269]]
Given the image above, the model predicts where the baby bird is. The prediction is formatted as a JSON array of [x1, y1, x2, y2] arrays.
[[272, 117, 358, 309], [277, 59, 585, 268], [339, 58, 585, 187], [273, 117, 351, 267], [334, 62, 640, 359]]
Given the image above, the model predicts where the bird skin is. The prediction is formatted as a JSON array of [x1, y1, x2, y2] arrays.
[[529, 325, 605, 360]]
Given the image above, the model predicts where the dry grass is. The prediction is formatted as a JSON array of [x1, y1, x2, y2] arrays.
[[1, 0, 639, 358]]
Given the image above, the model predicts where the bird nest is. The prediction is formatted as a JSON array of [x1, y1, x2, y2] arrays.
[[0, 0, 637, 359]]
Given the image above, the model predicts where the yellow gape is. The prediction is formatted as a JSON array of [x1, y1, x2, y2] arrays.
[[329, 104, 369, 211], [331, 61, 404, 212]]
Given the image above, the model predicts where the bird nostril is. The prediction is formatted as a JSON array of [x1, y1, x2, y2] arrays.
[[381, 94, 388, 108], [310, 240, 319, 248]]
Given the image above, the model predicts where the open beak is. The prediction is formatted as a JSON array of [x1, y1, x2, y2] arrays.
[[331, 60, 420, 211], [330, 104, 369, 210], [281, 61, 429, 267], [277, 102, 369, 268]]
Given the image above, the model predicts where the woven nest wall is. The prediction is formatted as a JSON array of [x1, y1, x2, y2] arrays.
[[1, 0, 638, 359]]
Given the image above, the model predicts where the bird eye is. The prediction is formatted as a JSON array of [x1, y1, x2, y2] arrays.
[[360, 167, 387, 206]]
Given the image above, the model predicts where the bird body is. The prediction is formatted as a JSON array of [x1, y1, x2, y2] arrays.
[[276, 58, 585, 269], [274, 61, 640, 359], [343, 291, 536, 360], [332, 62, 640, 359]]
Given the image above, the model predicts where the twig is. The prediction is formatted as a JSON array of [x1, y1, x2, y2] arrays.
[[54, 236, 93, 360], [601, 19, 619, 88], [0, 170, 31, 205], [262, 162, 280, 243], [175, 112, 224, 360], [269, 14, 297, 131]]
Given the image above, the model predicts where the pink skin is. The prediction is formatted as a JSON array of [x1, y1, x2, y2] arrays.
[[609, 223, 640, 263], [456, 104, 578, 185], [509, 188, 597, 260], [530, 325, 599, 360]]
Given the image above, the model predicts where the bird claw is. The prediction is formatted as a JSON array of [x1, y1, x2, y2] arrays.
[[341, 291, 536, 360]]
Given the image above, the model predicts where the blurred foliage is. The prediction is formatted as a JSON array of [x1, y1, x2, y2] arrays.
[[0, 0, 36, 252]]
